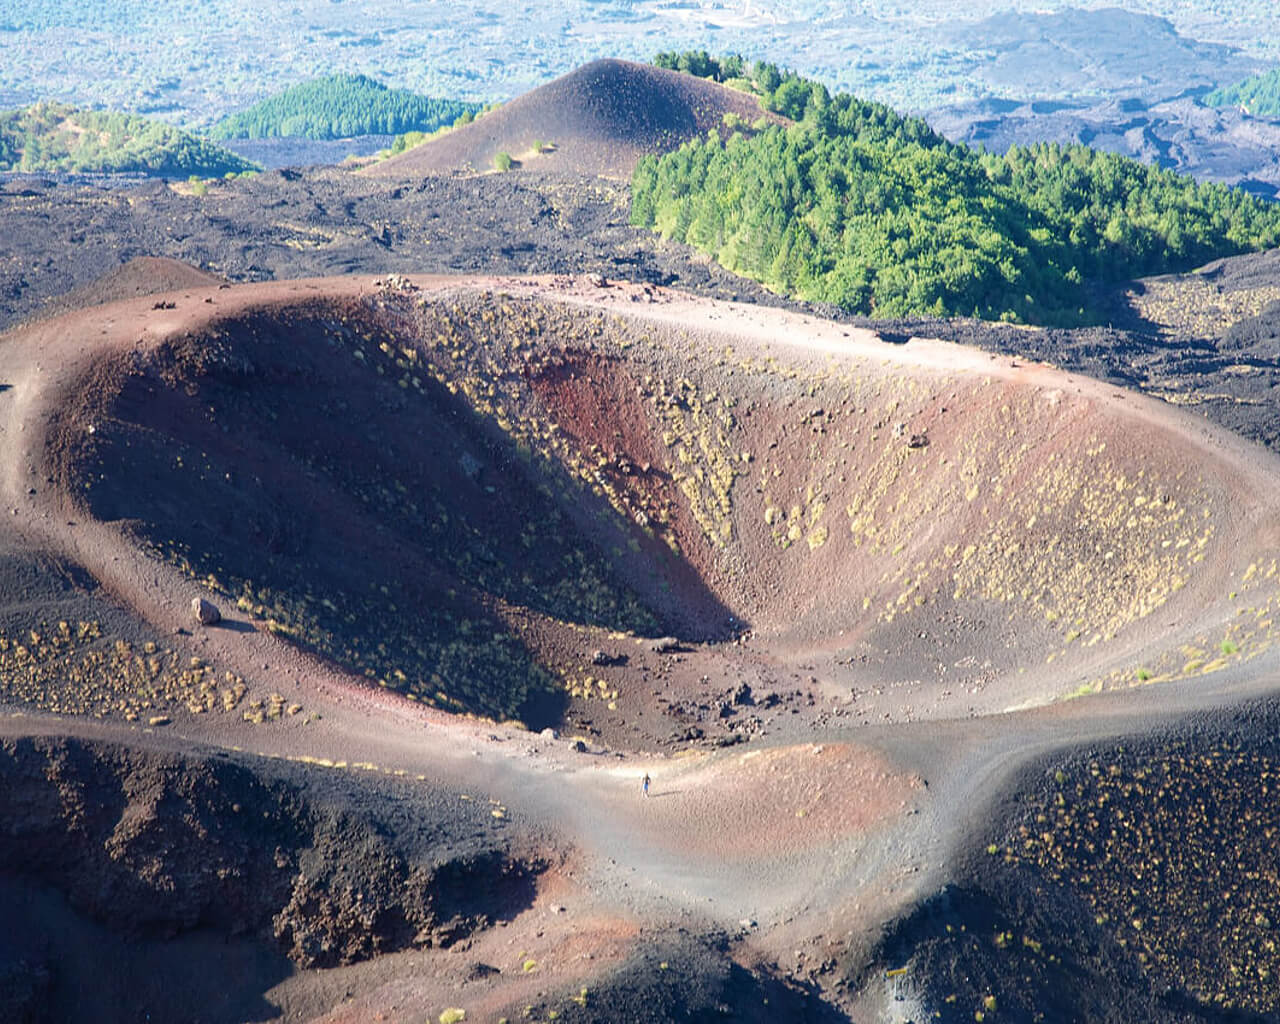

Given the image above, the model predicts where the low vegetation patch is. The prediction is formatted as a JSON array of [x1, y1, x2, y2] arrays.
[[994, 738, 1280, 1015], [0, 101, 258, 177]]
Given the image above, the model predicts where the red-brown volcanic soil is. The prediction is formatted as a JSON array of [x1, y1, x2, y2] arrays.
[[35, 256, 224, 320], [363, 58, 782, 180], [3, 272, 1280, 1022]]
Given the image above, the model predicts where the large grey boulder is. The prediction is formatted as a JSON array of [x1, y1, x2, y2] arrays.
[[192, 597, 221, 625]]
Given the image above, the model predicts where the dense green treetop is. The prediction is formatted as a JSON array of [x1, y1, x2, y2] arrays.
[[210, 74, 481, 141], [1205, 68, 1280, 117], [636, 54, 1280, 324], [0, 102, 258, 177]]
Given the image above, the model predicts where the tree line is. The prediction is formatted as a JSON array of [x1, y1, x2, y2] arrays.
[[634, 54, 1280, 324], [1206, 69, 1280, 118], [0, 102, 258, 177], [210, 73, 481, 141]]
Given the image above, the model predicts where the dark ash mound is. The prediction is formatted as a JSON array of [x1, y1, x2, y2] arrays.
[[871, 700, 1280, 1022], [365, 58, 774, 180], [531, 930, 845, 1024], [0, 734, 542, 969]]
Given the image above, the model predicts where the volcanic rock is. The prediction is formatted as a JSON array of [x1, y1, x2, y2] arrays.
[[191, 597, 221, 625]]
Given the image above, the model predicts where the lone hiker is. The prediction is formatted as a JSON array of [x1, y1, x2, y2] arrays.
[[642, 772, 651, 798]]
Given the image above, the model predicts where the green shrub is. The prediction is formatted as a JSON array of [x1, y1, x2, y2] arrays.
[[632, 61, 1280, 324]]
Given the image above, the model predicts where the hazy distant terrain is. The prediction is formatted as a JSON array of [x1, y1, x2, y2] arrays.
[[918, 8, 1280, 195], [929, 97, 1280, 199], [1, 1, 1277, 124]]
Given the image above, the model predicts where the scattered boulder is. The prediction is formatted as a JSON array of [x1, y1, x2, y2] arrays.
[[586, 272, 608, 288], [731, 682, 754, 706], [191, 596, 221, 625], [591, 649, 627, 666], [907, 433, 930, 449], [540, 727, 559, 740], [648, 636, 680, 654], [379, 273, 418, 293], [572, 739, 588, 753]]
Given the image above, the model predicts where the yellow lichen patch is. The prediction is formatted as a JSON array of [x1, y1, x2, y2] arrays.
[[652, 376, 740, 548], [1124, 275, 1280, 340], [0, 620, 281, 723], [944, 419, 1212, 640], [1006, 743, 1280, 1015]]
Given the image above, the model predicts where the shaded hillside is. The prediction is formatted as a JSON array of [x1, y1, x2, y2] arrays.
[[364, 58, 777, 180], [0, 102, 257, 177]]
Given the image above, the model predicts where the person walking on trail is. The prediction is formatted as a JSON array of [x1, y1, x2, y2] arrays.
[[642, 772, 651, 798]]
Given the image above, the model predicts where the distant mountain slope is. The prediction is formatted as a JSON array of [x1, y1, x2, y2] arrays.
[[363, 58, 777, 180], [210, 74, 480, 141], [0, 102, 257, 177], [947, 8, 1262, 104], [928, 95, 1280, 200], [1206, 68, 1280, 118]]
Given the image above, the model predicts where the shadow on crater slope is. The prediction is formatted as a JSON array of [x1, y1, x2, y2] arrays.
[[52, 290, 740, 725], [0, 733, 543, 1023]]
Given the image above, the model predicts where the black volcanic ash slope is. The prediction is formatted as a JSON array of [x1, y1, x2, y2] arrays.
[[364, 57, 776, 179], [0, 733, 542, 1021], [873, 701, 1280, 1023]]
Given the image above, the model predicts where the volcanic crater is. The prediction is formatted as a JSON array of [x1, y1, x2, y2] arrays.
[[4, 270, 1280, 1021]]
